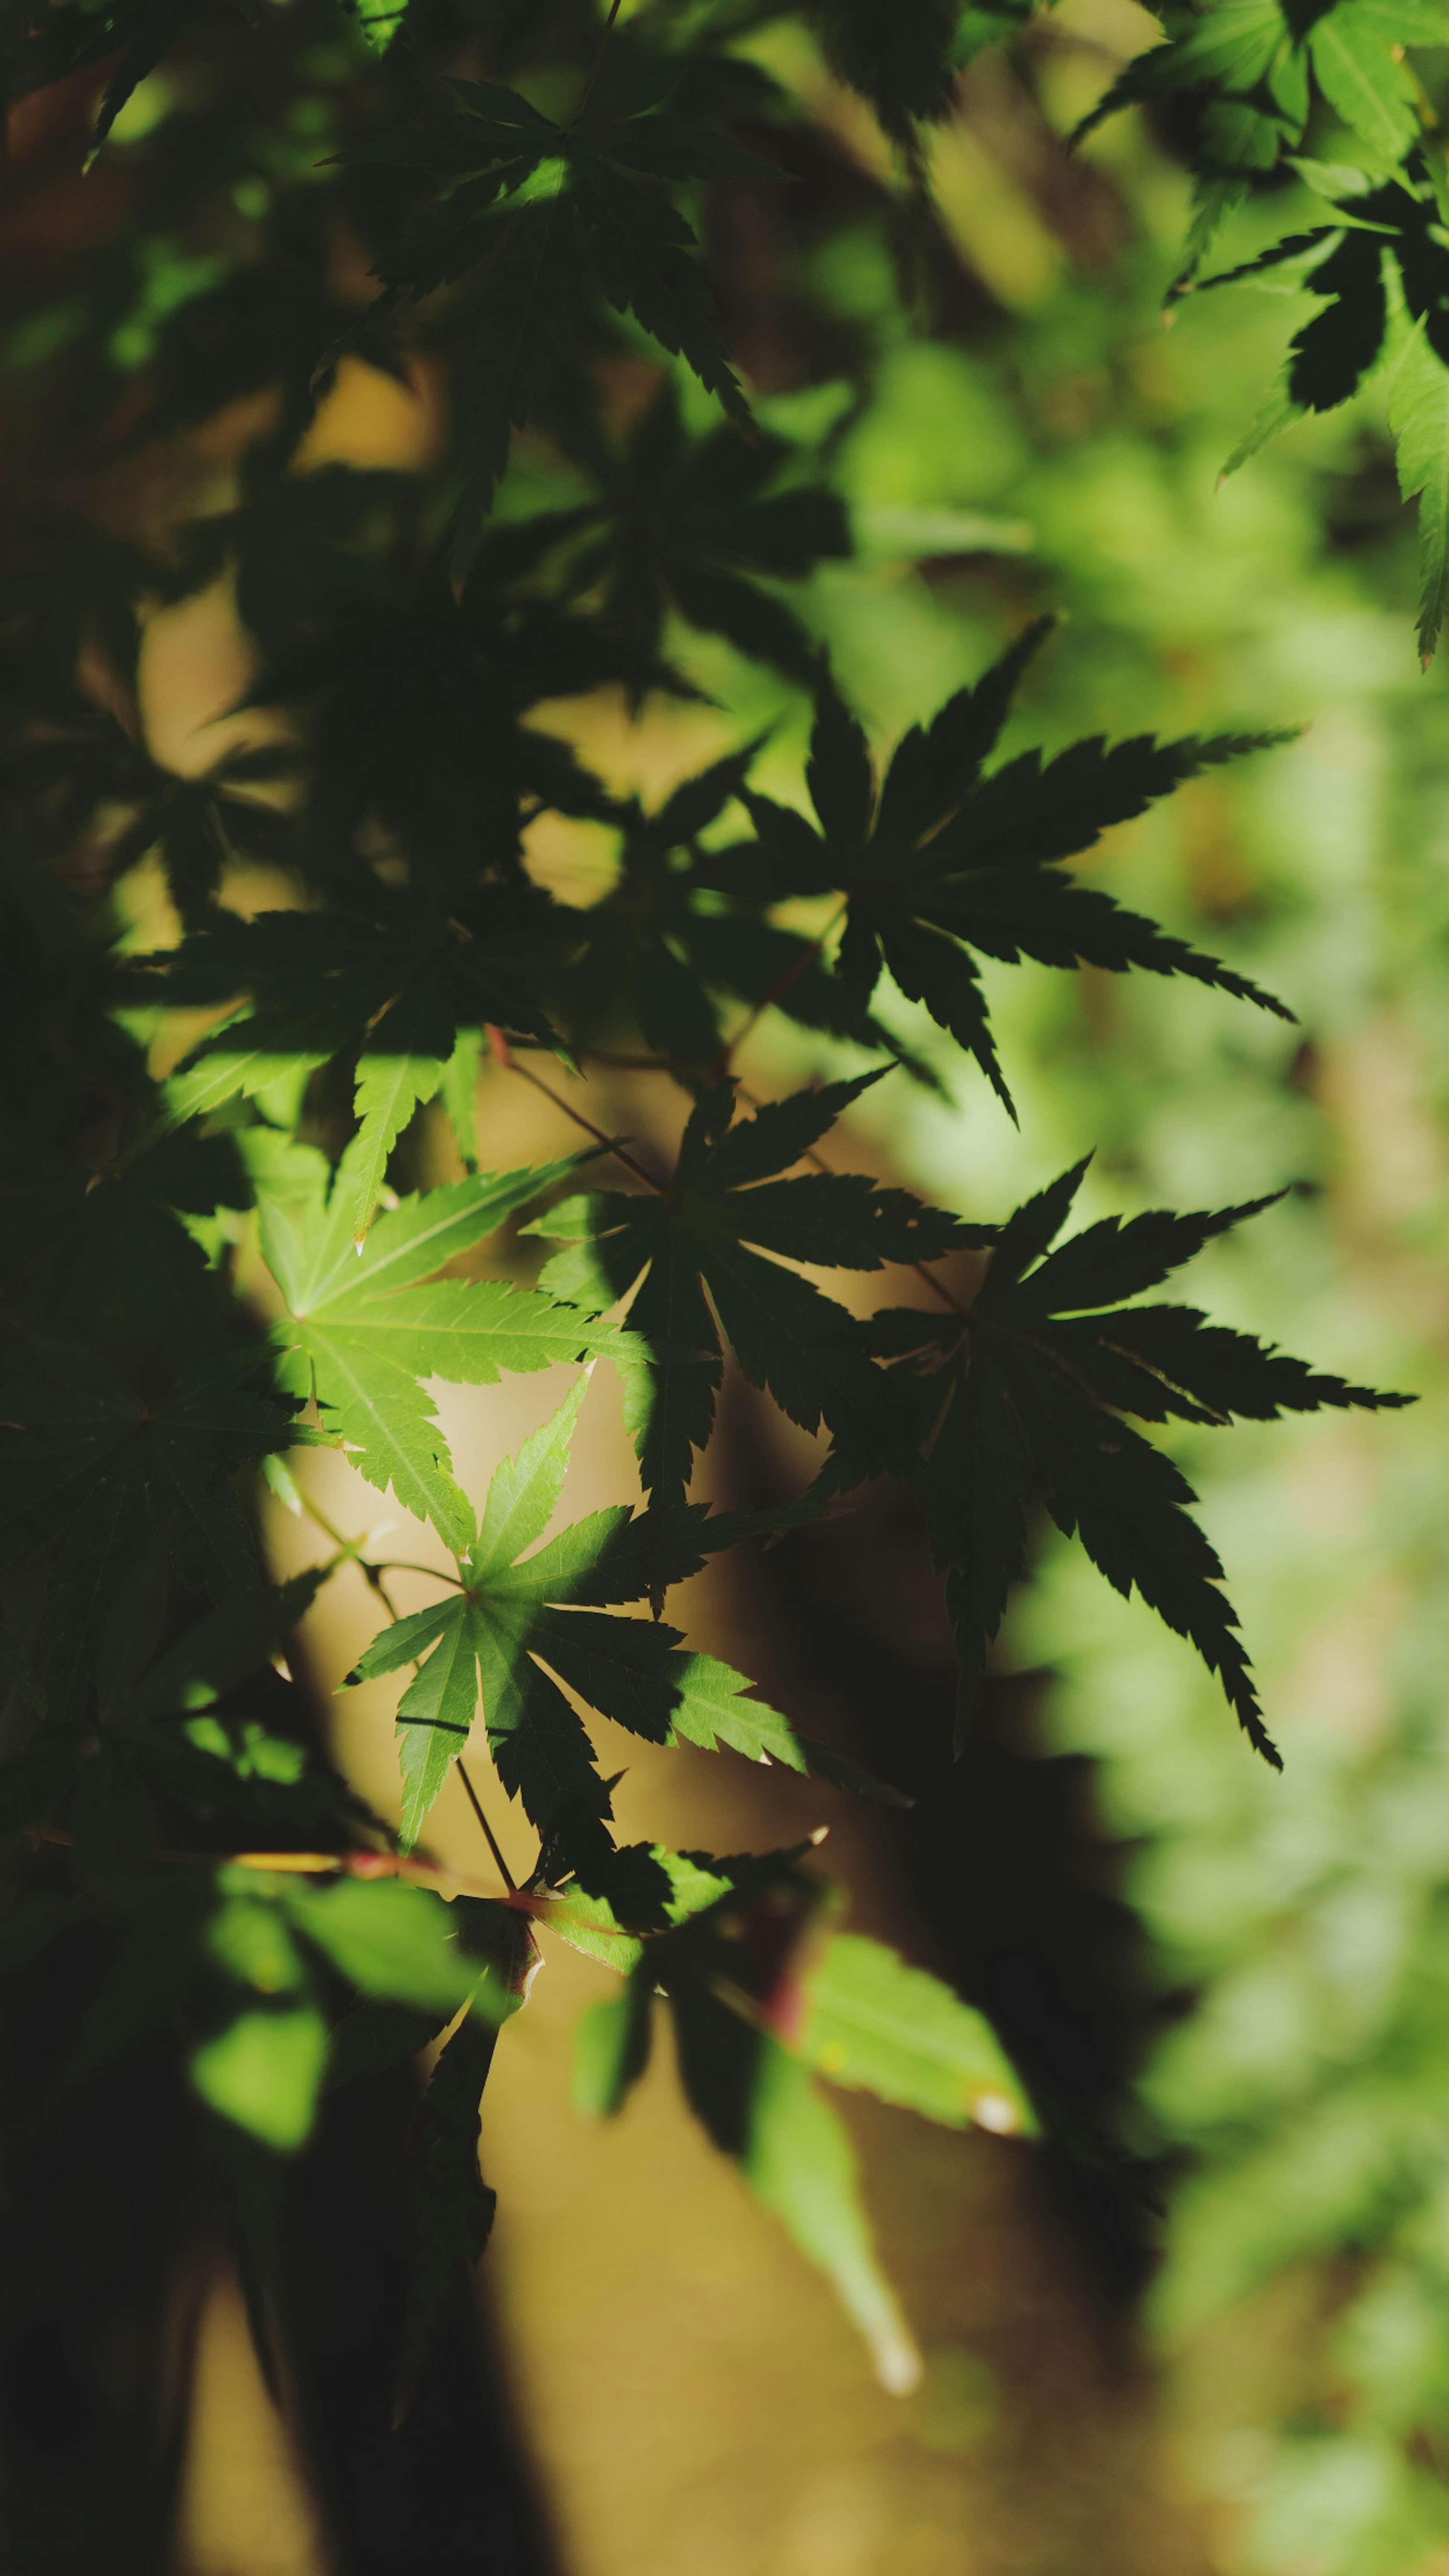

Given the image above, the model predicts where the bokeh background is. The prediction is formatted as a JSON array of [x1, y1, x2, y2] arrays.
[[5, 2, 1449, 2568]]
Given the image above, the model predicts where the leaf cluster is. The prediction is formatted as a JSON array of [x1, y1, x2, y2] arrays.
[[1072, 0, 1449, 656], [356, 57, 763, 549]]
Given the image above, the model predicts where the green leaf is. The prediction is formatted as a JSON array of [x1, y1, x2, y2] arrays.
[[207, 1892, 308, 1996], [343, 1383, 606, 1853], [254, 1132, 589, 1314], [369, 83, 755, 541], [189, 2004, 330, 2152], [160, 1006, 335, 1136], [670, 1984, 921, 2391], [535, 1842, 734, 1972], [349, 1003, 452, 1239], [661, 1652, 811, 1771], [1391, 324, 1449, 663], [252, 1136, 616, 1550], [1308, 5, 1423, 161], [1221, 381, 1304, 478], [129, 902, 557, 1152], [527, 1075, 982, 1507], [741, 646, 1292, 1115], [1198, 161, 1449, 529], [540, 1879, 648, 1972], [343, 0, 409, 54], [867, 1164, 1411, 1754], [1071, 0, 1305, 152], [572, 1976, 653, 2116], [606, 1842, 923, 2383], [471, 1369, 591, 1576], [797, 1933, 1034, 2134], [439, 1027, 485, 1172], [300, 1332, 479, 1557], [746, 2042, 921, 2391], [284, 1876, 481, 2013], [394, 1602, 490, 1850]]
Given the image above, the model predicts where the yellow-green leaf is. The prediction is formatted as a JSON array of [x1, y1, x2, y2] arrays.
[[189, 2005, 330, 2151], [797, 1933, 1035, 2135]]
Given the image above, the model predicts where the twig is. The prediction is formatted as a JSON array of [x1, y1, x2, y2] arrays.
[[296, 1489, 418, 1616], [514, 1042, 679, 1074], [295, 1490, 354, 1553], [490, 1026, 668, 1193], [570, 0, 624, 125], [367, 1559, 465, 1589], [457, 1759, 516, 1892], [712, 901, 846, 1082]]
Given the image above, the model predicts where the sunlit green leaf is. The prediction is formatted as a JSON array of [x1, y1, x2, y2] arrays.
[[189, 2005, 330, 2152], [797, 1932, 1034, 2133]]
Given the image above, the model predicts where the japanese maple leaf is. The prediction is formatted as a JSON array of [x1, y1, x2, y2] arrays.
[[251, 1131, 618, 1547], [527, 1070, 992, 1508], [735, 624, 1293, 1115], [347, 1376, 843, 1858], [865, 1157, 1412, 1754]]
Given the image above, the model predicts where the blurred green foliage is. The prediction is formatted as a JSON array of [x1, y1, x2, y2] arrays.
[[740, 83, 1449, 2576], [468, 33, 1449, 2562]]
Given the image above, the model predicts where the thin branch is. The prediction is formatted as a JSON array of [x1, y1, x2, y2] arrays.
[[714, 900, 847, 1081], [490, 1026, 669, 1192], [457, 1759, 517, 1892], [293, 1468, 469, 1596], [295, 1490, 355, 1553], [229, 1845, 640, 1951], [514, 1042, 680, 1074], [371, 1558, 466, 1589], [31, 1825, 641, 1952], [295, 1488, 417, 1615], [570, 0, 624, 125]]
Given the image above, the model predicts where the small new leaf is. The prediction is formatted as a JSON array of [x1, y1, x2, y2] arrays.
[[349, 1382, 838, 1860]]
